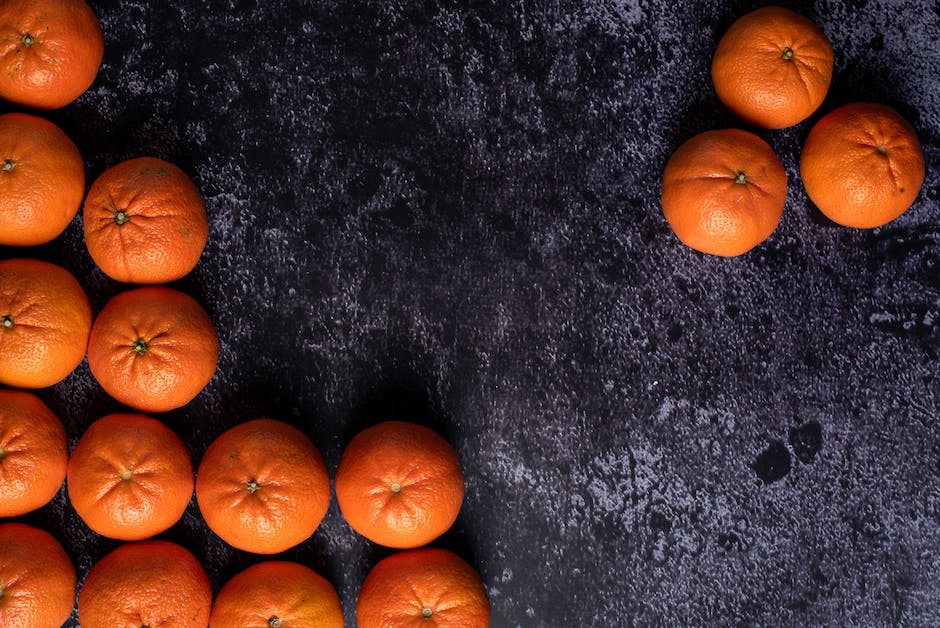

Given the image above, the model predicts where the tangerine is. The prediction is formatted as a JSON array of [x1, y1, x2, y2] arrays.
[[357, 548, 490, 628], [0, 389, 68, 517], [0, 258, 92, 388], [86, 286, 218, 412], [0, 112, 85, 246], [661, 129, 787, 256], [0, 0, 104, 109], [84, 157, 209, 284], [712, 6, 833, 129], [800, 102, 925, 228], [196, 418, 331, 554], [67, 413, 194, 540]]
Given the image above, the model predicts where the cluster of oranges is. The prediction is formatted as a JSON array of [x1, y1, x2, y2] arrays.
[[3, 402, 489, 626], [0, 1, 490, 626], [661, 6, 926, 257]]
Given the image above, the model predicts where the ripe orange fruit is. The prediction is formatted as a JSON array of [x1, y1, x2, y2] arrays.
[[196, 418, 331, 554], [0, 390, 68, 517], [800, 102, 925, 228], [0, 258, 92, 388], [67, 413, 194, 541], [0, 0, 104, 109], [209, 561, 344, 628], [78, 540, 211, 628], [661, 129, 787, 257], [357, 548, 490, 628], [83, 157, 209, 284], [86, 286, 218, 413], [0, 113, 85, 246], [0, 523, 76, 628], [712, 6, 833, 129], [335, 421, 464, 549]]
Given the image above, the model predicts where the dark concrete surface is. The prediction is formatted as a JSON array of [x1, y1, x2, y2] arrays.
[[1, 0, 939, 626]]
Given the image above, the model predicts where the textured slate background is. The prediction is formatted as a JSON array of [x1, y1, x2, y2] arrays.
[[1, 0, 939, 626]]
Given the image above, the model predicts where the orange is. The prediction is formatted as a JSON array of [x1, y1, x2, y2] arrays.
[[78, 540, 211, 628], [0, 389, 68, 517], [712, 6, 833, 129], [0, 112, 85, 246], [195, 418, 331, 554], [67, 413, 194, 541], [661, 128, 787, 256], [800, 102, 925, 228], [0, 0, 104, 109], [86, 286, 218, 413], [83, 157, 209, 284], [357, 548, 490, 628], [0, 258, 92, 388], [335, 421, 464, 549], [0, 523, 76, 628], [209, 561, 344, 628]]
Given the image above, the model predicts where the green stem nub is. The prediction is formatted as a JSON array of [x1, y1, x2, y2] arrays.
[[1, 315, 13, 329], [22, 33, 34, 47], [115, 211, 129, 225], [782, 47, 794, 60], [133, 338, 148, 355], [877, 145, 888, 155], [2, 160, 13, 172], [247, 480, 261, 494], [734, 172, 748, 185]]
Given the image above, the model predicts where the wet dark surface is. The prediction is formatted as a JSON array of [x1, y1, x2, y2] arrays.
[[1, 0, 939, 625]]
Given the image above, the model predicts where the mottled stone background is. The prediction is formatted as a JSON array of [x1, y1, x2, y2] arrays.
[[1, 0, 938, 625]]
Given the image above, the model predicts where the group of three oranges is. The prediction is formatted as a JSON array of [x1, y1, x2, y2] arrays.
[[662, 6, 925, 257]]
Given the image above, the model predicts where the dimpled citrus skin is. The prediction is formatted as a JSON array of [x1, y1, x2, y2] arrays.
[[0, 390, 68, 517], [78, 540, 211, 628], [712, 6, 833, 129], [67, 413, 194, 541], [335, 421, 465, 549], [0, 113, 86, 246], [661, 129, 787, 257], [209, 561, 344, 628], [196, 418, 331, 554], [0, 258, 92, 388], [0, 0, 103, 109], [83, 157, 208, 284], [86, 286, 219, 413], [800, 102, 925, 228], [0, 523, 76, 628], [357, 548, 491, 628]]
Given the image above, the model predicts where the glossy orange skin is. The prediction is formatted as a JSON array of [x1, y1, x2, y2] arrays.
[[336, 421, 464, 549], [84, 157, 209, 284], [661, 129, 787, 257], [67, 413, 194, 541], [86, 286, 218, 413], [0, 258, 92, 388], [209, 561, 344, 628], [196, 418, 331, 554], [0, 390, 68, 517], [78, 540, 211, 628], [800, 102, 925, 228], [0, 0, 103, 109], [0, 523, 76, 628], [0, 113, 85, 245], [357, 548, 490, 628], [712, 6, 833, 129]]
